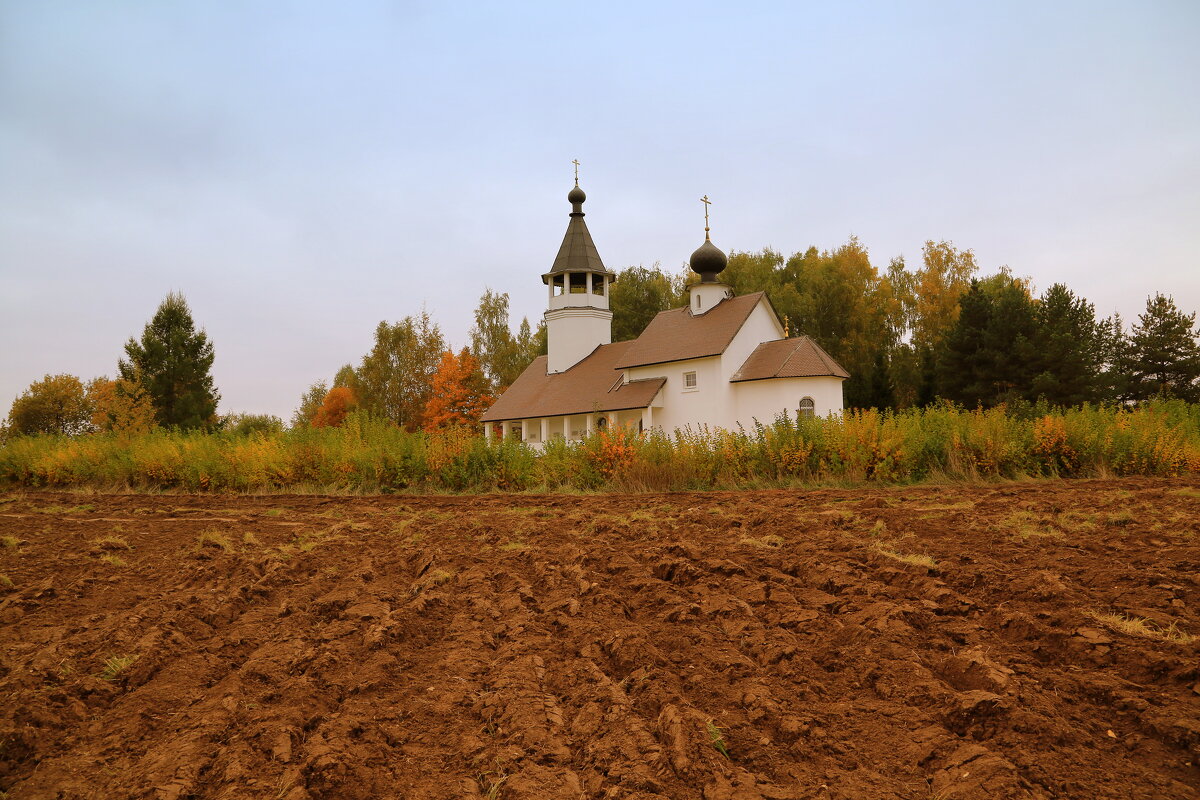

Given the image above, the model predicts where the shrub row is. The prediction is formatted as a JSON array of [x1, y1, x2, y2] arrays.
[[1, 402, 1197, 493]]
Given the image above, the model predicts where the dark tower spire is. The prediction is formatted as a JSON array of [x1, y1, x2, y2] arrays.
[[542, 162, 612, 283], [690, 194, 728, 283], [542, 161, 615, 374]]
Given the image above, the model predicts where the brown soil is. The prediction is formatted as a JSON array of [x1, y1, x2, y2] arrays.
[[1, 478, 1198, 800]]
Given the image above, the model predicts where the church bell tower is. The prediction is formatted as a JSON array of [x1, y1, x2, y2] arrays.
[[542, 165, 615, 374]]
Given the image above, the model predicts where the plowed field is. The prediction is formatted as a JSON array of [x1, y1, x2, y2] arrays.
[[1, 478, 1198, 800]]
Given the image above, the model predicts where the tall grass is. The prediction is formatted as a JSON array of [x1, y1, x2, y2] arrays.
[[1, 403, 1196, 494]]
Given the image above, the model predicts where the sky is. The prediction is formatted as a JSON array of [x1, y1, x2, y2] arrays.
[[2, 1, 1198, 421]]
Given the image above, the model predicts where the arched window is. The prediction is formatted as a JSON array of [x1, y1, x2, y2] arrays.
[[799, 397, 816, 418]]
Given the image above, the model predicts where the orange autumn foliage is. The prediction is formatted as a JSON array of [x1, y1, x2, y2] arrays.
[[87, 377, 156, 435], [423, 348, 493, 431], [312, 386, 357, 428]]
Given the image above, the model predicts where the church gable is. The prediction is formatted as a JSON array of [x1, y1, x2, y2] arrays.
[[731, 336, 850, 382], [614, 292, 767, 370]]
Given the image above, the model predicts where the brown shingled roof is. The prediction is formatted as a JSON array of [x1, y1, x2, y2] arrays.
[[730, 336, 850, 382], [480, 341, 665, 423], [614, 292, 768, 369], [542, 214, 613, 282]]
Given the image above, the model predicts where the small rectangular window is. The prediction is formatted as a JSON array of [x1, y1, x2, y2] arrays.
[[553, 275, 564, 296], [592, 276, 605, 295], [683, 371, 697, 389], [569, 273, 587, 294]]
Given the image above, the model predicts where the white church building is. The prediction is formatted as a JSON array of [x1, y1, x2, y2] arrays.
[[480, 180, 848, 446]]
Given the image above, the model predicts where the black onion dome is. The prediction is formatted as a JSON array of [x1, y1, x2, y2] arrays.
[[567, 185, 586, 205], [690, 238, 728, 282]]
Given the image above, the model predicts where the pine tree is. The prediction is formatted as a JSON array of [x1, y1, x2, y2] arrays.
[[1126, 294, 1200, 402], [118, 293, 218, 430]]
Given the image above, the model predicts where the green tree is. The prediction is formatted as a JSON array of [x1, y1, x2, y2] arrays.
[[333, 364, 357, 388], [119, 292, 219, 430], [222, 414, 284, 436], [291, 380, 328, 428], [356, 311, 445, 430], [469, 289, 541, 389], [939, 276, 1037, 407], [939, 281, 994, 406], [1126, 294, 1200, 402], [782, 238, 900, 408], [1097, 314, 1132, 402], [530, 319, 548, 357], [1028, 284, 1106, 406], [5, 374, 93, 436], [891, 241, 979, 405], [609, 265, 686, 342]]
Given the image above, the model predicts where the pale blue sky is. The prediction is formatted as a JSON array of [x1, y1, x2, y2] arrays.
[[2, 1, 1197, 420]]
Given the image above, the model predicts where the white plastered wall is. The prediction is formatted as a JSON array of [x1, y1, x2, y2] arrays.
[[544, 307, 612, 374], [625, 296, 790, 433], [733, 376, 845, 424], [626, 356, 721, 433]]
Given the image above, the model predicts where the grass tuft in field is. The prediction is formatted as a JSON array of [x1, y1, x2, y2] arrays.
[[195, 529, 235, 552], [872, 542, 939, 570], [97, 654, 137, 681], [1086, 611, 1194, 644], [706, 720, 731, 759]]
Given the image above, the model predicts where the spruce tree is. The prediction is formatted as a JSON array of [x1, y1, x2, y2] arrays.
[[1028, 284, 1105, 406], [938, 281, 993, 406], [980, 279, 1037, 405], [1127, 294, 1200, 402], [119, 292, 219, 430]]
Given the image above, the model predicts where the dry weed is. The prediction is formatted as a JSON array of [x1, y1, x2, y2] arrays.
[[1086, 611, 1194, 644]]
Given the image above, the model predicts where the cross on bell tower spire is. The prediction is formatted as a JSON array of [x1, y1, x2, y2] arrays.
[[572, 159, 580, 187]]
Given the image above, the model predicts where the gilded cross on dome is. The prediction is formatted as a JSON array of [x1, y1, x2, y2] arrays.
[[701, 195, 712, 240]]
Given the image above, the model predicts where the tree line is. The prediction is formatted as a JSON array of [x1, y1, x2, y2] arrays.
[[5, 239, 1199, 439], [610, 239, 1200, 409], [3, 292, 222, 438]]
